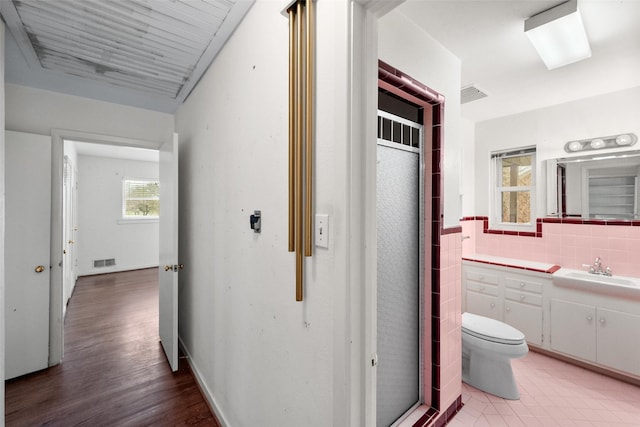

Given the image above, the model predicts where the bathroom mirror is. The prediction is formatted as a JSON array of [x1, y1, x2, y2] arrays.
[[546, 150, 640, 220]]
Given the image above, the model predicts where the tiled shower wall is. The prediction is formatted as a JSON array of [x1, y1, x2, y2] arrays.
[[461, 218, 640, 277], [436, 231, 462, 419]]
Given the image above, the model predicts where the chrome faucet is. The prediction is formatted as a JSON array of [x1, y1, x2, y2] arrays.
[[587, 257, 612, 276]]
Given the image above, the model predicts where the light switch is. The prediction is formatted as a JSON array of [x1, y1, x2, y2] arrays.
[[315, 214, 329, 248]]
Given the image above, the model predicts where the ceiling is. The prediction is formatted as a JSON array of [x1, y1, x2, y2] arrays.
[[396, 0, 640, 123], [2, 1, 639, 122], [2, 0, 254, 113]]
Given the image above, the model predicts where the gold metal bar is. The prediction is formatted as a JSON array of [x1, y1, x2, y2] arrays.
[[288, 9, 296, 253], [304, 0, 314, 257], [295, 1, 304, 301]]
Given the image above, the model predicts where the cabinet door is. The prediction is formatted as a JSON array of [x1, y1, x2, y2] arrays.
[[505, 301, 543, 346], [597, 308, 640, 376], [550, 299, 596, 362], [466, 291, 499, 320]]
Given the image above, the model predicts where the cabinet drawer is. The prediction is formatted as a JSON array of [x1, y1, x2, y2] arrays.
[[504, 276, 543, 294], [465, 270, 498, 285], [505, 289, 542, 306], [466, 281, 499, 297], [466, 291, 499, 320]]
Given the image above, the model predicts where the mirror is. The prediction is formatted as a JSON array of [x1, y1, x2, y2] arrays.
[[546, 150, 640, 220]]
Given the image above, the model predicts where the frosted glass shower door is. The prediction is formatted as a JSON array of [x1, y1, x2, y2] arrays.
[[376, 140, 420, 426]]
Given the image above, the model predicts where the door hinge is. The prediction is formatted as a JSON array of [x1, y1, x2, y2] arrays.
[[371, 353, 378, 367]]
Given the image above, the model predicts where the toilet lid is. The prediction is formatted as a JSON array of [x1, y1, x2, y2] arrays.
[[462, 312, 525, 345]]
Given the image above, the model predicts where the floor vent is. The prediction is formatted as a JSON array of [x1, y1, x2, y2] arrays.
[[461, 85, 488, 104], [94, 258, 116, 268]]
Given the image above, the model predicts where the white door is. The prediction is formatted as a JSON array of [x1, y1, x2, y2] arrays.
[[159, 133, 179, 371], [62, 156, 77, 314], [5, 131, 51, 379]]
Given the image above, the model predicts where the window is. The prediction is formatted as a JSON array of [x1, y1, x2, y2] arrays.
[[122, 179, 159, 219], [492, 147, 536, 230]]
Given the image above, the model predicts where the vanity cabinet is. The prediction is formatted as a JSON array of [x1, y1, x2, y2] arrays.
[[464, 269, 499, 319], [463, 263, 547, 345], [551, 299, 640, 376]]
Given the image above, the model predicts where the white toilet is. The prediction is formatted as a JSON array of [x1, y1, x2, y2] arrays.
[[461, 312, 529, 400]]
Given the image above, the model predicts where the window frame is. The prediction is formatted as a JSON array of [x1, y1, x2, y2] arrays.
[[120, 177, 160, 223], [491, 147, 536, 232]]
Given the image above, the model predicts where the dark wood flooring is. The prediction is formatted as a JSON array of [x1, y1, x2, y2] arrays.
[[6, 268, 220, 427]]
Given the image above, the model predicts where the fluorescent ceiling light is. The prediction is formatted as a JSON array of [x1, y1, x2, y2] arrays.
[[525, 0, 591, 70]]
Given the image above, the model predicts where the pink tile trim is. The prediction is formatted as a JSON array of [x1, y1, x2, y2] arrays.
[[461, 257, 560, 274], [459, 215, 640, 239]]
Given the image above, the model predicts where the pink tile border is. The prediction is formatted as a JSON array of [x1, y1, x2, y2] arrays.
[[460, 216, 640, 240]]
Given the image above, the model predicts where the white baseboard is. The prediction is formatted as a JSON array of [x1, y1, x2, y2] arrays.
[[178, 336, 230, 427]]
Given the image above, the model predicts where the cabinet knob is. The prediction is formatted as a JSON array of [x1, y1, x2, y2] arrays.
[[587, 316, 593, 321], [490, 303, 495, 308], [520, 282, 525, 287], [506, 307, 511, 312], [479, 286, 485, 291], [520, 295, 526, 300], [599, 318, 606, 324]]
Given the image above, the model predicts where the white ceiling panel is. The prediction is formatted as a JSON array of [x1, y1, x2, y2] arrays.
[[1, 0, 254, 113]]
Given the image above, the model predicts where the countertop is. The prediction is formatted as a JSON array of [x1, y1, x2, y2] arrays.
[[462, 254, 561, 274]]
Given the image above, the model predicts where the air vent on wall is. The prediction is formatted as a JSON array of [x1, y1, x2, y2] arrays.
[[461, 85, 488, 104], [93, 258, 116, 268]]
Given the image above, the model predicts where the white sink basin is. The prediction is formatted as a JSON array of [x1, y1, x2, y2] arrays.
[[553, 268, 640, 299]]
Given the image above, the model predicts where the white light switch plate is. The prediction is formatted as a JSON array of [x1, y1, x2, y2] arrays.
[[315, 214, 329, 248]]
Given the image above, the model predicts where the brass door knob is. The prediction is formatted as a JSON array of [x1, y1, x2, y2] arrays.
[[35, 265, 45, 273], [164, 265, 173, 271], [68, 240, 75, 244], [178, 264, 184, 270]]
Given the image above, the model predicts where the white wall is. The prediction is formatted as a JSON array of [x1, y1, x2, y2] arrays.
[[378, 10, 463, 227], [473, 86, 640, 218], [77, 155, 159, 276], [461, 117, 475, 217], [1, 17, 6, 419], [5, 84, 174, 145], [174, 1, 352, 425]]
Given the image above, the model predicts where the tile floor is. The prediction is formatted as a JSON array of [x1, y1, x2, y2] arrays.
[[448, 351, 640, 426]]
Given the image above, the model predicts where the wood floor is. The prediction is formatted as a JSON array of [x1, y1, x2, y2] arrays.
[[6, 268, 220, 427]]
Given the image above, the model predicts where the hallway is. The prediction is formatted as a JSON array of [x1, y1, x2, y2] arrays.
[[5, 268, 219, 426]]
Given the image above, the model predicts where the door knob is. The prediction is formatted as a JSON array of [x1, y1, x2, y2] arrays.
[[35, 265, 45, 273], [68, 240, 75, 244], [164, 265, 173, 271]]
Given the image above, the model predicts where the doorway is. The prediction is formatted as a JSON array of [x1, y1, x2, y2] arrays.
[[49, 130, 162, 366], [373, 60, 446, 425]]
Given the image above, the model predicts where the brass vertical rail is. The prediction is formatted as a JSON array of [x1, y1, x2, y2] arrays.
[[288, 9, 296, 253], [295, 1, 304, 301], [288, 0, 313, 301], [304, 0, 314, 257]]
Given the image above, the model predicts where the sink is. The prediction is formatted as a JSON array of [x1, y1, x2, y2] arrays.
[[553, 268, 640, 299]]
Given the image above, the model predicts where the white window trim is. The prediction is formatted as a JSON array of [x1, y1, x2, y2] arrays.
[[121, 177, 160, 222], [490, 147, 536, 232]]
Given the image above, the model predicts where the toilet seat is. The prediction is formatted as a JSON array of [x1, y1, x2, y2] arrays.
[[462, 312, 525, 345]]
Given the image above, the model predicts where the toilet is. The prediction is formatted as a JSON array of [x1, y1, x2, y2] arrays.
[[461, 312, 529, 400]]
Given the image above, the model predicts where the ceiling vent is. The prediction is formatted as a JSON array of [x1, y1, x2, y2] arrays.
[[461, 85, 489, 104]]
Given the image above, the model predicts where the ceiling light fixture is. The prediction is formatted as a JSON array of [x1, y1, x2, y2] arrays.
[[564, 133, 638, 153], [525, 0, 591, 70]]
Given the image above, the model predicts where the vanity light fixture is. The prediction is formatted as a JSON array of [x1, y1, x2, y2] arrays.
[[564, 133, 638, 153], [525, 0, 591, 70]]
